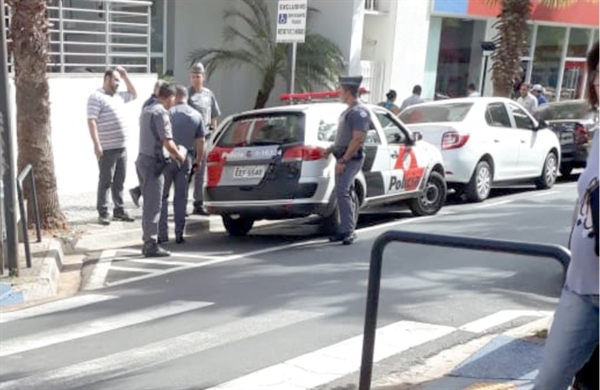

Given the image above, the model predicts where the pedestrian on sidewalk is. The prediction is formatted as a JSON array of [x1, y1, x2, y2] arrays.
[[129, 79, 167, 207], [399, 85, 424, 112], [136, 83, 186, 257], [87, 66, 138, 226], [158, 85, 206, 244], [533, 41, 599, 390], [188, 62, 221, 215], [324, 76, 369, 246], [378, 90, 401, 115], [516, 83, 538, 114]]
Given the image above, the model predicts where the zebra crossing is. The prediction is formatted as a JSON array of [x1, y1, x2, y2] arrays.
[[0, 293, 553, 390]]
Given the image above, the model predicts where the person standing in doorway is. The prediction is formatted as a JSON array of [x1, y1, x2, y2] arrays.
[[136, 83, 186, 257], [87, 66, 137, 226], [188, 62, 221, 215], [325, 76, 369, 246], [399, 85, 424, 112], [516, 83, 539, 114], [158, 85, 206, 244]]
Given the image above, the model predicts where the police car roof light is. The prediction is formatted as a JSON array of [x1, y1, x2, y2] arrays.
[[280, 88, 370, 103]]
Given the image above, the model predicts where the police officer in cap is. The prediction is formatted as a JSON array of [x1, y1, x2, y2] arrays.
[[137, 83, 186, 257], [325, 76, 369, 245]]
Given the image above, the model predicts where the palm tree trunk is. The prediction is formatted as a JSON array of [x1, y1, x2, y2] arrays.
[[490, 0, 532, 97], [9, 0, 67, 230], [253, 72, 276, 109]]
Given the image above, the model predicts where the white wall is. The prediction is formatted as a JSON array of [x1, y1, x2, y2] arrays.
[[388, 0, 433, 101], [8, 74, 157, 196]]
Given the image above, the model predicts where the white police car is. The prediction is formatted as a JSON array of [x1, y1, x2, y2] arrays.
[[203, 91, 447, 236]]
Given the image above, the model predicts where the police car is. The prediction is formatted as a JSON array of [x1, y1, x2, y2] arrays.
[[203, 90, 447, 236]]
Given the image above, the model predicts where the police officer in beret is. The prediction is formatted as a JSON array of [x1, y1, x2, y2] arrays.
[[325, 76, 369, 245]]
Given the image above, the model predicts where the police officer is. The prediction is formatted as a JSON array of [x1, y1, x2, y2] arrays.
[[137, 83, 185, 257], [188, 62, 221, 215], [158, 85, 206, 244], [325, 76, 369, 245]]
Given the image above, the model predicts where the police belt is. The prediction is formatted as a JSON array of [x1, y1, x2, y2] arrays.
[[332, 146, 364, 161]]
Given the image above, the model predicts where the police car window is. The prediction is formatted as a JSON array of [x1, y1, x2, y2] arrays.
[[216, 113, 305, 147], [508, 103, 535, 130], [318, 117, 338, 142], [376, 112, 406, 144], [485, 103, 512, 128]]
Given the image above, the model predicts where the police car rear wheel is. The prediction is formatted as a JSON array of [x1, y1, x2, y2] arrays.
[[408, 172, 446, 216], [222, 215, 255, 237]]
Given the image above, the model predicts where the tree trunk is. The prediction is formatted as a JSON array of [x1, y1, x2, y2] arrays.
[[9, 0, 67, 231], [490, 0, 532, 97], [253, 72, 276, 109], [254, 90, 270, 109]]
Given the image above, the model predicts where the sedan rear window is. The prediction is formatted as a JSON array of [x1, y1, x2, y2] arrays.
[[400, 103, 473, 124], [216, 113, 305, 147]]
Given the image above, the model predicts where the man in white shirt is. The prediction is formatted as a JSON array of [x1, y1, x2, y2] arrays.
[[399, 85, 424, 112], [467, 83, 480, 97], [516, 83, 538, 114]]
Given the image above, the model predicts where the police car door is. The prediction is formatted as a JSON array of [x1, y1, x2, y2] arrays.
[[374, 108, 426, 196], [362, 110, 394, 198]]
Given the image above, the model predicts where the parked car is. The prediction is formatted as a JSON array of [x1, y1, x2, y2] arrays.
[[203, 96, 447, 236], [399, 97, 561, 202], [534, 99, 597, 176]]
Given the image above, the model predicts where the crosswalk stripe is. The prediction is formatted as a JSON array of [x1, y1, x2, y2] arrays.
[[108, 265, 157, 274], [459, 310, 552, 333], [0, 294, 118, 324], [0, 309, 322, 390], [208, 320, 456, 390], [130, 259, 196, 267], [84, 249, 117, 290], [0, 300, 213, 357]]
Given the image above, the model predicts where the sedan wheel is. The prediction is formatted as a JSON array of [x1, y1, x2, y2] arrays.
[[465, 161, 492, 203], [536, 152, 558, 190]]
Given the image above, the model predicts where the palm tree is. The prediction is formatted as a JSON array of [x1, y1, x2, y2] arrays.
[[188, 0, 345, 109], [8, 0, 66, 230], [488, 0, 596, 97]]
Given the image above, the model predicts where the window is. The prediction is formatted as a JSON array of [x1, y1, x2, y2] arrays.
[[217, 113, 305, 147], [376, 112, 406, 144], [317, 117, 338, 142], [485, 103, 512, 128], [508, 104, 534, 130], [399, 103, 473, 124], [150, 0, 166, 73], [365, 129, 381, 145]]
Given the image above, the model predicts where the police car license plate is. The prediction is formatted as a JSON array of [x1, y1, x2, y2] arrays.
[[233, 165, 266, 179]]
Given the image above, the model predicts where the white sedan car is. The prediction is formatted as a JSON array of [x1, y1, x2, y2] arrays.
[[399, 97, 560, 202]]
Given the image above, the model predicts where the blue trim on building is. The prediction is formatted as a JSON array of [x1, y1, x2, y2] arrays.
[[433, 0, 468, 15]]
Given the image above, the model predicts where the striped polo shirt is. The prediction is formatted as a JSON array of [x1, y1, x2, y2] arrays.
[[87, 88, 134, 150]]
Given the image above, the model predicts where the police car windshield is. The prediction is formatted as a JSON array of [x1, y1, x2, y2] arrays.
[[216, 113, 305, 147], [400, 103, 473, 124]]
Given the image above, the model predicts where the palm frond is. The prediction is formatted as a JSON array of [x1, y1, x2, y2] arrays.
[[222, 24, 267, 60], [293, 33, 345, 92], [238, 0, 273, 40], [187, 48, 266, 79]]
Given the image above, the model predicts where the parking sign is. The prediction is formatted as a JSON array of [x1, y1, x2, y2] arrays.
[[276, 0, 307, 43]]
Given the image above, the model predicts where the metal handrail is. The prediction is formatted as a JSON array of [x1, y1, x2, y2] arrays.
[[16, 164, 41, 269], [358, 230, 571, 390]]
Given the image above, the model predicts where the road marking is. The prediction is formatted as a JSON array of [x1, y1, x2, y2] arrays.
[[0, 294, 117, 324], [108, 266, 157, 274], [84, 250, 117, 291], [459, 310, 553, 333], [0, 300, 213, 357], [208, 320, 455, 390], [533, 190, 558, 197], [129, 258, 196, 267], [474, 199, 515, 209], [0, 309, 322, 390], [104, 239, 325, 288]]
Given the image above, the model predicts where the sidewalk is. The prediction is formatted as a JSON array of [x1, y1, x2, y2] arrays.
[[372, 317, 551, 390]]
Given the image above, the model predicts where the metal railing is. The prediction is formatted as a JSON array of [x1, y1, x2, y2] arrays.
[[17, 164, 41, 269], [4, 0, 152, 73], [358, 230, 571, 390]]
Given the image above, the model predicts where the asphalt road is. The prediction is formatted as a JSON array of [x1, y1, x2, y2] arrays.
[[0, 178, 578, 390]]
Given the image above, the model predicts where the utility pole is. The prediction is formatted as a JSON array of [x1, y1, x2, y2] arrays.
[[0, 0, 19, 276]]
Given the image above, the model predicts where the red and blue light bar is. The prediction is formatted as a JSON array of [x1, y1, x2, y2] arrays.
[[280, 87, 370, 102]]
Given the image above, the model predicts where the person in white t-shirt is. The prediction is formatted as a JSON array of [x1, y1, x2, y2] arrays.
[[516, 83, 538, 114]]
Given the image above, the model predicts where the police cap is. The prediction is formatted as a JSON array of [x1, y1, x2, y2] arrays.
[[339, 76, 363, 88]]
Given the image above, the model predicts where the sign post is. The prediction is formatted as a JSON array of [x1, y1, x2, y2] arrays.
[[276, 0, 307, 96]]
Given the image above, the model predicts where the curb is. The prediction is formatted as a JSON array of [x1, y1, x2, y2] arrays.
[[0, 238, 64, 308]]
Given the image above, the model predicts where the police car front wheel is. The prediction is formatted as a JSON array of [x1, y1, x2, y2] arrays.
[[408, 172, 447, 217]]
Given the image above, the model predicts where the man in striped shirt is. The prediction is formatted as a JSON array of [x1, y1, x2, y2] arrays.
[[87, 66, 138, 225]]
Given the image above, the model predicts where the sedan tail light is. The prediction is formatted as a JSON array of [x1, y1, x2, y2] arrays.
[[282, 146, 327, 162], [574, 123, 589, 145], [442, 131, 470, 150], [207, 147, 230, 165]]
